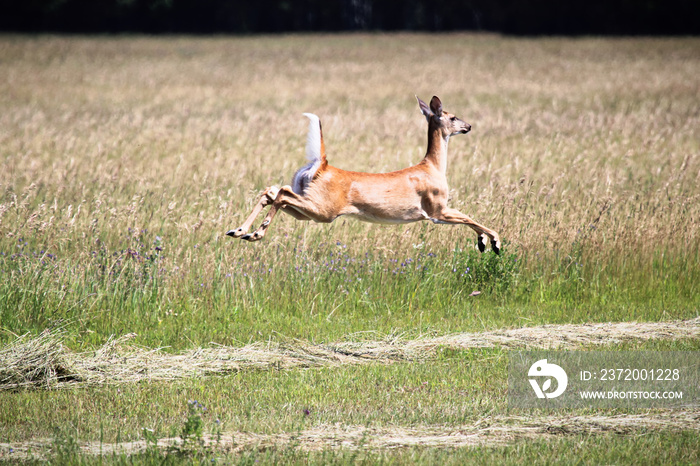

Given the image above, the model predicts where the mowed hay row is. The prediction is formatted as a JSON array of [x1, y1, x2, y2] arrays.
[[2, 410, 699, 459], [1, 318, 697, 390], [0, 35, 698, 269]]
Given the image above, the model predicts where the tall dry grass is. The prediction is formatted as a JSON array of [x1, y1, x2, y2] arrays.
[[0, 35, 698, 347]]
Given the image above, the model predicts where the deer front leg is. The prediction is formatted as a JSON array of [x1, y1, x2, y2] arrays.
[[242, 186, 335, 242], [431, 208, 501, 254], [226, 186, 280, 238]]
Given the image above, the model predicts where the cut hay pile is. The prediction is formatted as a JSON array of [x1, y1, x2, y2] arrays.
[[0, 331, 382, 390], [1, 317, 698, 391], [326, 316, 700, 358], [0, 330, 80, 390]]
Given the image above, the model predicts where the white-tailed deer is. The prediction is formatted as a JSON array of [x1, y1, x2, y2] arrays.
[[227, 96, 501, 254]]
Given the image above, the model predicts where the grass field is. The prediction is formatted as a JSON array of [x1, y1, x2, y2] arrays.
[[0, 34, 699, 463]]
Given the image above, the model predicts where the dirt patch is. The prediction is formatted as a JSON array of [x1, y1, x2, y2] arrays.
[[1, 318, 698, 390], [2, 410, 698, 460]]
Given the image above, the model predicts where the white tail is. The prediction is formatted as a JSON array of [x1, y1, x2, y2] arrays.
[[302, 113, 322, 162], [227, 96, 501, 254], [291, 113, 325, 195]]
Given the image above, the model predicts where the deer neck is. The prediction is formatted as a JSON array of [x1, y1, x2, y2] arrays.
[[424, 126, 449, 174]]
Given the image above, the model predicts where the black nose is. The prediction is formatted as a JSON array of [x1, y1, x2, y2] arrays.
[[464, 124, 472, 133]]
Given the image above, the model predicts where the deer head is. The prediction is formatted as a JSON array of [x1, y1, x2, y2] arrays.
[[417, 95, 471, 138]]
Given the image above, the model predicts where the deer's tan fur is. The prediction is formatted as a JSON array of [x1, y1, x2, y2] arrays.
[[227, 96, 501, 253]]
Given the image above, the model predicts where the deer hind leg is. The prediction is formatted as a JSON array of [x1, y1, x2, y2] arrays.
[[242, 186, 335, 242], [226, 186, 280, 238], [431, 208, 501, 254]]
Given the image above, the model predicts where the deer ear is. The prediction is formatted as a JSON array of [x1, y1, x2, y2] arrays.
[[429, 96, 443, 116], [417, 96, 433, 122]]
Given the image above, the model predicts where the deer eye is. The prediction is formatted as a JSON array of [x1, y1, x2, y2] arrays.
[[450, 116, 456, 121]]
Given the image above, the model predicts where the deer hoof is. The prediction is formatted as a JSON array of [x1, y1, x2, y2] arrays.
[[241, 231, 263, 242], [226, 228, 246, 238], [491, 238, 501, 255], [478, 234, 487, 253]]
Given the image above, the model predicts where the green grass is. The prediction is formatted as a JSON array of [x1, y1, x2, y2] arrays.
[[1, 231, 697, 351], [3, 339, 699, 463], [0, 34, 699, 463], [2, 339, 698, 443], [14, 431, 700, 465], [1, 347, 504, 443], [23, 431, 700, 465]]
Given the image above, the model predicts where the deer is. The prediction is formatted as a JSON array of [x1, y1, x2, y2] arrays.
[[226, 96, 501, 254]]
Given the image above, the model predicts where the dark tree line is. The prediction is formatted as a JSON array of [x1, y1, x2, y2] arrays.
[[1, 0, 698, 34]]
